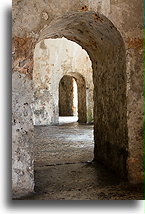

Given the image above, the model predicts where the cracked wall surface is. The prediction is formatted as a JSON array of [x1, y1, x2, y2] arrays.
[[12, 0, 143, 197]]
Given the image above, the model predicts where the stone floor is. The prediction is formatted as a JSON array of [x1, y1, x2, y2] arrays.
[[19, 117, 143, 200], [34, 116, 94, 166]]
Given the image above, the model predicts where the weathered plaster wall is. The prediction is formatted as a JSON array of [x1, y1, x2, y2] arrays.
[[12, 0, 143, 196], [59, 75, 74, 116], [109, 0, 144, 183], [12, 0, 111, 38], [12, 72, 34, 197], [33, 38, 93, 125]]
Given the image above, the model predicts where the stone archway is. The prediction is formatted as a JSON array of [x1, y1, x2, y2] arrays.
[[59, 75, 75, 117], [38, 11, 128, 177], [33, 37, 94, 125], [12, 11, 129, 196], [59, 73, 87, 123], [67, 73, 87, 124]]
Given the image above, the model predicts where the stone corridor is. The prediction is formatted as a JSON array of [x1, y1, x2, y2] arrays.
[[12, 1, 144, 197], [18, 118, 143, 200]]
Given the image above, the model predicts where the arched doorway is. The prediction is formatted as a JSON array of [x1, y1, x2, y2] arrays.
[[59, 73, 88, 124], [33, 37, 94, 125], [33, 37, 94, 167], [59, 75, 78, 124], [37, 11, 128, 177], [12, 11, 130, 198]]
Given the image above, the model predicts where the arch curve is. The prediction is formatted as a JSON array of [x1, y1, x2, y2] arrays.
[[33, 37, 94, 125], [38, 11, 124, 63], [38, 11, 128, 177]]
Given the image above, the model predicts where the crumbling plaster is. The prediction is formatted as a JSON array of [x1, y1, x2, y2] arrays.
[[12, 71, 34, 197]]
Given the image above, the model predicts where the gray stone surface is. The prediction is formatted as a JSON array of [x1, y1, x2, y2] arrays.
[[34, 120, 94, 166]]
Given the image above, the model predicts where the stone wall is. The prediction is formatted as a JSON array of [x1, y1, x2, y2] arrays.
[[12, 72, 34, 197], [109, 0, 144, 183], [12, 0, 143, 197]]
